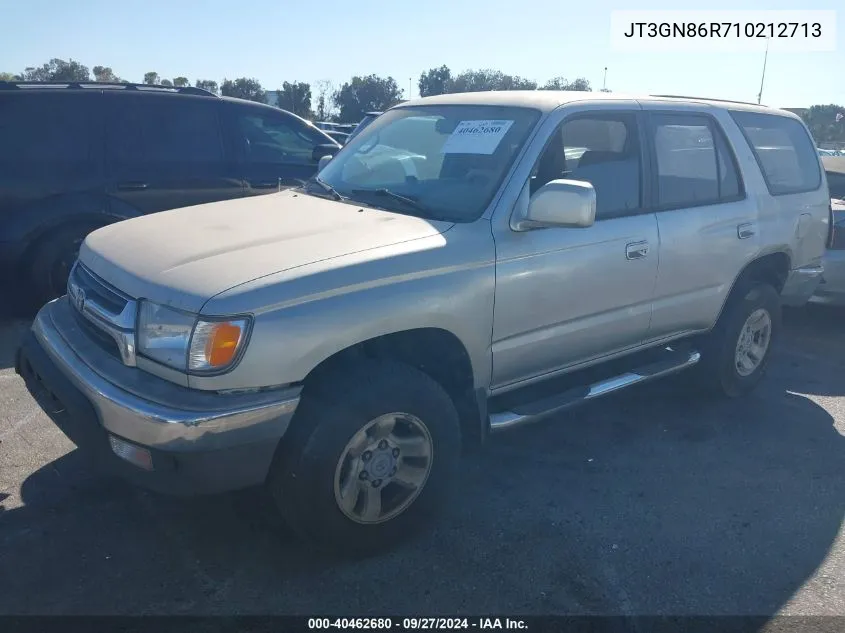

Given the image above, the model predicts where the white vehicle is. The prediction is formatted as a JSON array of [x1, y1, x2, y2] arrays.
[[19, 91, 831, 555]]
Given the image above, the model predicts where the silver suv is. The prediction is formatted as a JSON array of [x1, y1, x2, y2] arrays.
[[17, 91, 831, 555]]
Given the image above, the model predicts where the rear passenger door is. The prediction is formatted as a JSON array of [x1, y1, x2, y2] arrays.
[[0, 90, 104, 236], [643, 108, 757, 342], [225, 104, 334, 194], [104, 93, 243, 217]]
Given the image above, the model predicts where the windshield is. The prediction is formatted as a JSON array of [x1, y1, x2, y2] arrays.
[[347, 114, 379, 142], [316, 105, 541, 222]]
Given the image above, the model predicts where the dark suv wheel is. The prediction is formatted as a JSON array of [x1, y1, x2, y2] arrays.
[[29, 223, 102, 306]]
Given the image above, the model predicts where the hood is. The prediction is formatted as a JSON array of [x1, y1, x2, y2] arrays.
[[80, 190, 453, 313]]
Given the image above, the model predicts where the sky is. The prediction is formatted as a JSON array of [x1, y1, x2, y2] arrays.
[[2, 0, 843, 109]]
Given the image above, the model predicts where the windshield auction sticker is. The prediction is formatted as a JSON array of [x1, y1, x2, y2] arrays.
[[441, 120, 514, 154]]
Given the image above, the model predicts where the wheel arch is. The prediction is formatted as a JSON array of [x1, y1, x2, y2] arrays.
[[301, 327, 487, 451], [714, 250, 791, 328], [14, 194, 140, 277]]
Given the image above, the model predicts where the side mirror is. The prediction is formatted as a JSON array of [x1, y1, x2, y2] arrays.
[[517, 179, 596, 230], [312, 143, 338, 163], [317, 155, 333, 172]]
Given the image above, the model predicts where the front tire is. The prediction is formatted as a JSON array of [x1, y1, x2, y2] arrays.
[[268, 360, 462, 556], [697, 282, 781, 397]]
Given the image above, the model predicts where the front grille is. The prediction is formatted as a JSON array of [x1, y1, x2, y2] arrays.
[[67, 262, 137, 366], [70, 264, 129, 315], [71, 307, 122, 359]]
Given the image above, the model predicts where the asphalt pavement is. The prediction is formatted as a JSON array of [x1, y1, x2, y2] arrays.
[[0, 300, 843, 617]]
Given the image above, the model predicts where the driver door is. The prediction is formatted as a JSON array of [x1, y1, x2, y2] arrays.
[[226, 103, 331, 194]]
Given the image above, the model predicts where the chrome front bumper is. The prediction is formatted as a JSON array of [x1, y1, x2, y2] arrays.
[[780, 264, 825, 307], [17, 298, 301, 493]]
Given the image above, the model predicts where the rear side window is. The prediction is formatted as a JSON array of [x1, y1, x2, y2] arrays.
[[649, 114, 743, 208], [107, 96, 224, 165], [0, 93, 98, 165], [729, 111, 821, 195]]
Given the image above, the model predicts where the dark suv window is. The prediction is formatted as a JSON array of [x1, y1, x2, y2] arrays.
[[0, 93, 98, 167], [108, 96, 224, 165], [234, 109, 328, 166], [730, 111, 821, 195], [650, 114, 743, 208], [532, 113, 642, 220]]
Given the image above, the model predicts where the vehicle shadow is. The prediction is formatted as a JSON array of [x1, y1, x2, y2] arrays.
[[0, 319, 30, 372], [0, 280, 38, 371], [1, 303, 842, 616], [778, 304, 845, 397], [2, 357, 843, 617]]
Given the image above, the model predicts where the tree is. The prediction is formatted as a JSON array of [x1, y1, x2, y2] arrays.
[[418, 65, 453, 97], [315, 95, 327, 121], [173, 76, 189, 88], [333, 75, 403, 123], [143, 71, 160, 85], [221, 77, 266, 103], [21, 58, 90, 82], [540, 76, 591, 91], [278, 81, 312, 118], [802, 105, 845, 145], [160, 78, 173, 87], [0, 72, 19, 81], [195, 79, 219, 95], [92, 65, 123, 83], [314, 79, 336, 121], [450, 69, 536, 93]]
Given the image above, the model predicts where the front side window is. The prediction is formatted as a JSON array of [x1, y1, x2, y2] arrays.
[[236, 110, 328, 165], [650, 114, 743, 208], [531, 113, 642, 220], [316, 105, 541, 222], [730, 110, 821, 195]]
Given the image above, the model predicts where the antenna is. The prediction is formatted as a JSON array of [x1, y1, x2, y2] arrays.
[[603, 67, 608, 91], [757, 37, 769, 104]]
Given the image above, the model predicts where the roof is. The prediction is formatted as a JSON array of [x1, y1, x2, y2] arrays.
[[395, 90, 788, 118]]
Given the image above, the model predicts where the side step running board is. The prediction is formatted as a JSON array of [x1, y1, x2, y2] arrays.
[[489, 350, 701, 432]]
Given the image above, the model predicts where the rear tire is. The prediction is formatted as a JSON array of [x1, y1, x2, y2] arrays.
[[28, 223, 103, 306], [268, 359, 462, 556], [696, 282, 781, 398]]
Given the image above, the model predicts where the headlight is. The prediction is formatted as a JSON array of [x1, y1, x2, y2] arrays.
[[137, 301, 250, 373], [137, 302, 195, 369]]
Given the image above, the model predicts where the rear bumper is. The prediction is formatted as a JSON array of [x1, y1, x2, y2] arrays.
[[781, 264, 825, 307], [16, 299, 301, 495], [810, 250, 845, 306]]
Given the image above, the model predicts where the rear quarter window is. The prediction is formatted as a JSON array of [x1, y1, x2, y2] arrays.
[[0, 92, 98, 165], [729, 111, 821, 196]]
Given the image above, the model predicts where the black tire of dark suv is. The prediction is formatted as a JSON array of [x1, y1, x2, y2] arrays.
[[28, 221, 107, 307]]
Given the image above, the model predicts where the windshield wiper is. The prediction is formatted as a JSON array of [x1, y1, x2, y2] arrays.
[[349, 188, 432, 216], [306, 177, 345, 201]]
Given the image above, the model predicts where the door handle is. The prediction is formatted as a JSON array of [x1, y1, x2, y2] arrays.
[[116, 182, 148, 191], [250, 181, 279, 189], [626, 241, 649, 260], [737, 223, 756, 240]]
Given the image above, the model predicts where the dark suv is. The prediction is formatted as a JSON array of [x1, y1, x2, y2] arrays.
[[0, 81, 340, 304]]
